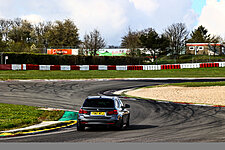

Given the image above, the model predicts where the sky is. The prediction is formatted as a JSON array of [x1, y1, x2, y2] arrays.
[[0, 0, 224, 46]]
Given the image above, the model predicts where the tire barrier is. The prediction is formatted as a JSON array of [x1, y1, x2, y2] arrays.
[[60, 65, 71, 71], [180, 63, 200, 69], [26, 64, 39, 70], [200, 63, 219, 68], [40, 65, 50, 70], [12, 64, 22, 70], [127, 65, 143, 70], [89, 65, 98, 70], [116, 66, 127, 70], [71, 65, 80, 70], [219, 62, 225, 67], [107, 65, 116, 70], [143, 65, 161, 70], [79, 65, 89, 70], [161, 64, 181, 70], [0, 63, 225, 71], [0, 64, 12, 70], [98, 65, 108, 70], [50, 65, 60, 70]]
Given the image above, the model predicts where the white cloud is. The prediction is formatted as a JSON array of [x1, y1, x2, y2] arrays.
[[0, 0, 12, 18], [129, 0, 159, 15], [21, 14, 44, 24], [59, 0, 128, 44], [0, 0, 198, 45], [183, 9, 199, 31], [198, 0, 225, 38]]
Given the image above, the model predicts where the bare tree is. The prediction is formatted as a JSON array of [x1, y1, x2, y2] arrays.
[[83, 29, 106, 56], [164, 23, 189, 57]]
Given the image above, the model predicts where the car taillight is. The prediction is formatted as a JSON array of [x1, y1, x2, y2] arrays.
[[107, 110, 118, 115], [79, 109, 88, 114]]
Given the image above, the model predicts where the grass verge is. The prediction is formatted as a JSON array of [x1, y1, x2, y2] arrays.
[[1, 67, 225, 80], [0, 103, 64, 131], [144, 81, 225, 88]]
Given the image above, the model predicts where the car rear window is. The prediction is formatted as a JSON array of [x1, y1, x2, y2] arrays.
[[83, 99, 115, 108]]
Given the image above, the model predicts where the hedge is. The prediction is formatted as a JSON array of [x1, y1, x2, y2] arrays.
[[1, 53, 144, 65]]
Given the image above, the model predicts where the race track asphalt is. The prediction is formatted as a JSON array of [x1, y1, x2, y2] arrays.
[[1, 78, 225, 142]]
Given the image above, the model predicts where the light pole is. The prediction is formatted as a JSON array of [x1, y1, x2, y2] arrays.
[[44, 40, 48, 54]]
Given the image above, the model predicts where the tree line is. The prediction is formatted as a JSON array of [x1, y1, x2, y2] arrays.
[[121, 23, 222, 61], [0, 18, 81, 52], [0, 18, 105, 54], [0, 18, 223, 59]]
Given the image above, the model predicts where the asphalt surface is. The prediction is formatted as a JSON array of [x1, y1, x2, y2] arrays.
[[1, 79, 225, 142]]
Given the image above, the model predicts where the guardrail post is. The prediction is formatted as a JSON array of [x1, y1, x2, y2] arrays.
[[0, 53, 3, 64]]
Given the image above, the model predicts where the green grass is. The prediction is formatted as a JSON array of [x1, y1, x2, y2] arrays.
[[154, 81, 225, 88], [143, 81, 225, 89], [0, 103, 64, 131], [155, 54, 225, 64], [1, 67, 225, 80]]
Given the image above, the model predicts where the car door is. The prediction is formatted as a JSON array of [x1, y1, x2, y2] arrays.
[[118, 99, 129, 124]]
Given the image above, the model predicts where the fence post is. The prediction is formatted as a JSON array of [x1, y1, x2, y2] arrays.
[[0, 53, 3, 64]]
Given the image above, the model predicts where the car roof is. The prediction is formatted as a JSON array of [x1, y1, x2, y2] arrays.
[[86, 96, 118, 100]]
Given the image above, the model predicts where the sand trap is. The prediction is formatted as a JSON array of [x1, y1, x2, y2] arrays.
[[126, 86, 225, 105]]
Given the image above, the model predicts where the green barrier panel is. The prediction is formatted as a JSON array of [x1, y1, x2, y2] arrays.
[[58, 111, 78, 121]]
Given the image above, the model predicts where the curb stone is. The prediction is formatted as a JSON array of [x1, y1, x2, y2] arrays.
[[0, 109, 78, 138]]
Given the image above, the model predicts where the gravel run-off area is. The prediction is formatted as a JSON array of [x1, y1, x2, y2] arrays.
[[126, 86, 225, 106]]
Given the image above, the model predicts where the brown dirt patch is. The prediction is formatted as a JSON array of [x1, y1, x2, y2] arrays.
[[126, 86, 225, 105]]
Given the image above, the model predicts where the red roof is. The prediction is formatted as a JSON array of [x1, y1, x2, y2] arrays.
[[186, 43, 223, 46]]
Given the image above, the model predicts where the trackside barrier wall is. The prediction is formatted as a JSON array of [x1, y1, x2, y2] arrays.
[[40, 65, 51, 70], [98, 65, 108, 70], [180, 63, 200, 69], [71, 65, 80, 70], [12, 64, 21, 70], [116, 66, 127, 70], [1, 63, 225, 71], [79, 65, 89, 70], [219, 62, 225, 67], [127, 65, 143, 70], [200, 63, 219, 68], [89, 65, 98, 70], [161, 64, 181, 70], [22, 64, 26, 70], [26, 64, 39, 70], [107, 65, 116, 70], [50, 65, 60, 70], [143, 65, 161, 70], [60, 65, 71, 71], [0, 64, 11, 70]]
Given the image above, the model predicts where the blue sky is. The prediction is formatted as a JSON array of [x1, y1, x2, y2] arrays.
[[0, 0, 224, 45], [192, 0, 206, 15]]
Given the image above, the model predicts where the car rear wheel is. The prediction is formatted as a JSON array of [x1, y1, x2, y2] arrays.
[[126, 115, 130, 128], [116, 117, 124, 130], [77, 122, 85, 131]]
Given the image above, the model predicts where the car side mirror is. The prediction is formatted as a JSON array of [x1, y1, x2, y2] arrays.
[[124, 104, 130, 108]]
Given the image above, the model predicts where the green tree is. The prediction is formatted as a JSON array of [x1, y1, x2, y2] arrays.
[[187, 25, 211, 43], [46, 19, 80, 47], [140, 28, 170, 62], [33, 22, 53, 53], [83, 29, 106, 56], [187, 25, 221, 43], [8, 19, 34, 52], [121, 27, 141, 56]]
